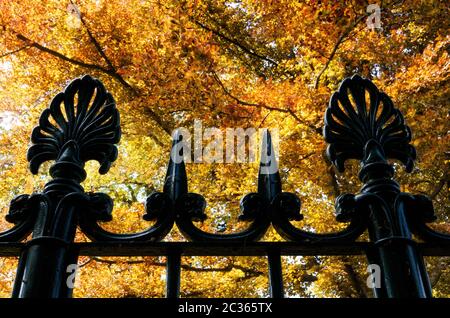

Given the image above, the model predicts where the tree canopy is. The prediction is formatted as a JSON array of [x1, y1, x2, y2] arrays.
[[0, 0, 448, 297]]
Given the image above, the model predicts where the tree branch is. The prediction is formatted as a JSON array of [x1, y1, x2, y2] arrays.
[[70, 0, 134, 93], [14, 32, 135, 94], [15, 33, 110, 73], [0, 45, 31, 58], [343, 262, 368, 298], [211, 70, 322, 135], [72, 0, 116, 72], [13, 31, 172, 136], [194, 19, 278, 67], [89, 257, 264, 275], [430, 170, 448, 199], [314, 14, 368, 89]]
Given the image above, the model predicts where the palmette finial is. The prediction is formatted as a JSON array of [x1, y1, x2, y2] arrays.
[[27, 75, 121, 176], [323, 74, 416, 173]]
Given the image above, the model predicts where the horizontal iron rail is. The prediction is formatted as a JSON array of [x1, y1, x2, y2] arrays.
[[0, 242, 449, 257]]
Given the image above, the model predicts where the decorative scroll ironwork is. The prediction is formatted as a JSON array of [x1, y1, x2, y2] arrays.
[[0, 74, 448, 299], [171, 129, 368, 243], [78, 128, 367, 244], [0, 194, 40, 242], [403, 193, 450, 243]]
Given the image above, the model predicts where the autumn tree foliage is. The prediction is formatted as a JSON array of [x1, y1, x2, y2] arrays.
[[0, 0, 448, 297]]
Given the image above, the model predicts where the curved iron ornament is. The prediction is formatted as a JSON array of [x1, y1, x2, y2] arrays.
[[170, 129, 367, 243], [78, 150, 177, 242], [324, 74, 416, 174], [173, 130, 272, 242], [264, 133, 368, 243], [0, 194, 41, 242], [324, 75, 449, 244], [322, 74, 449, 298], [0, 75, 125, 297], [28, 75, 121, 175], [403, 193, 450, 243], [1, 75, 122, 243]]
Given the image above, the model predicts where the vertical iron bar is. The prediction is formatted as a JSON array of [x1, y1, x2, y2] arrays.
[[12, 202, 79, 298], [260, 130, 284, 298], [267, 249, 284, 298], [363, 177, 433, 298], [164, 131, 185, 299], [11, 249, 26, 298], [11, 76, 120, 298], [166, 250, 181, 299]]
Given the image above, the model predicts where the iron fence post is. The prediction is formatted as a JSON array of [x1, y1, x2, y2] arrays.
[[10, 75, 121, 297], [324, 75, 433, 298]]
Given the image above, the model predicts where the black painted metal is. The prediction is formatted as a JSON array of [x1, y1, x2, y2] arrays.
[[0, 74, 448, 298], [267, 249, 284, 298], [323, 75, 434, 297], [166, 251, 182, 299], [5, 75, 120, 298], [2, 241, 450, 257]]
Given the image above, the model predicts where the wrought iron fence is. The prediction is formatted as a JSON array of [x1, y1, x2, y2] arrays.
[[0, 74, 449, 298]]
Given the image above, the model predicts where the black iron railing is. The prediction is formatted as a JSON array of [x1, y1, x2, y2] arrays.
[[0, 74, 449, 298]]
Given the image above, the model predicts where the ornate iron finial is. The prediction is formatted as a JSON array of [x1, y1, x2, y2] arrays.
[[1, 75, 123, 298], [322, 75, 444, 298], [323, 74, 416, 174], [27, 75, 121, 177]]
